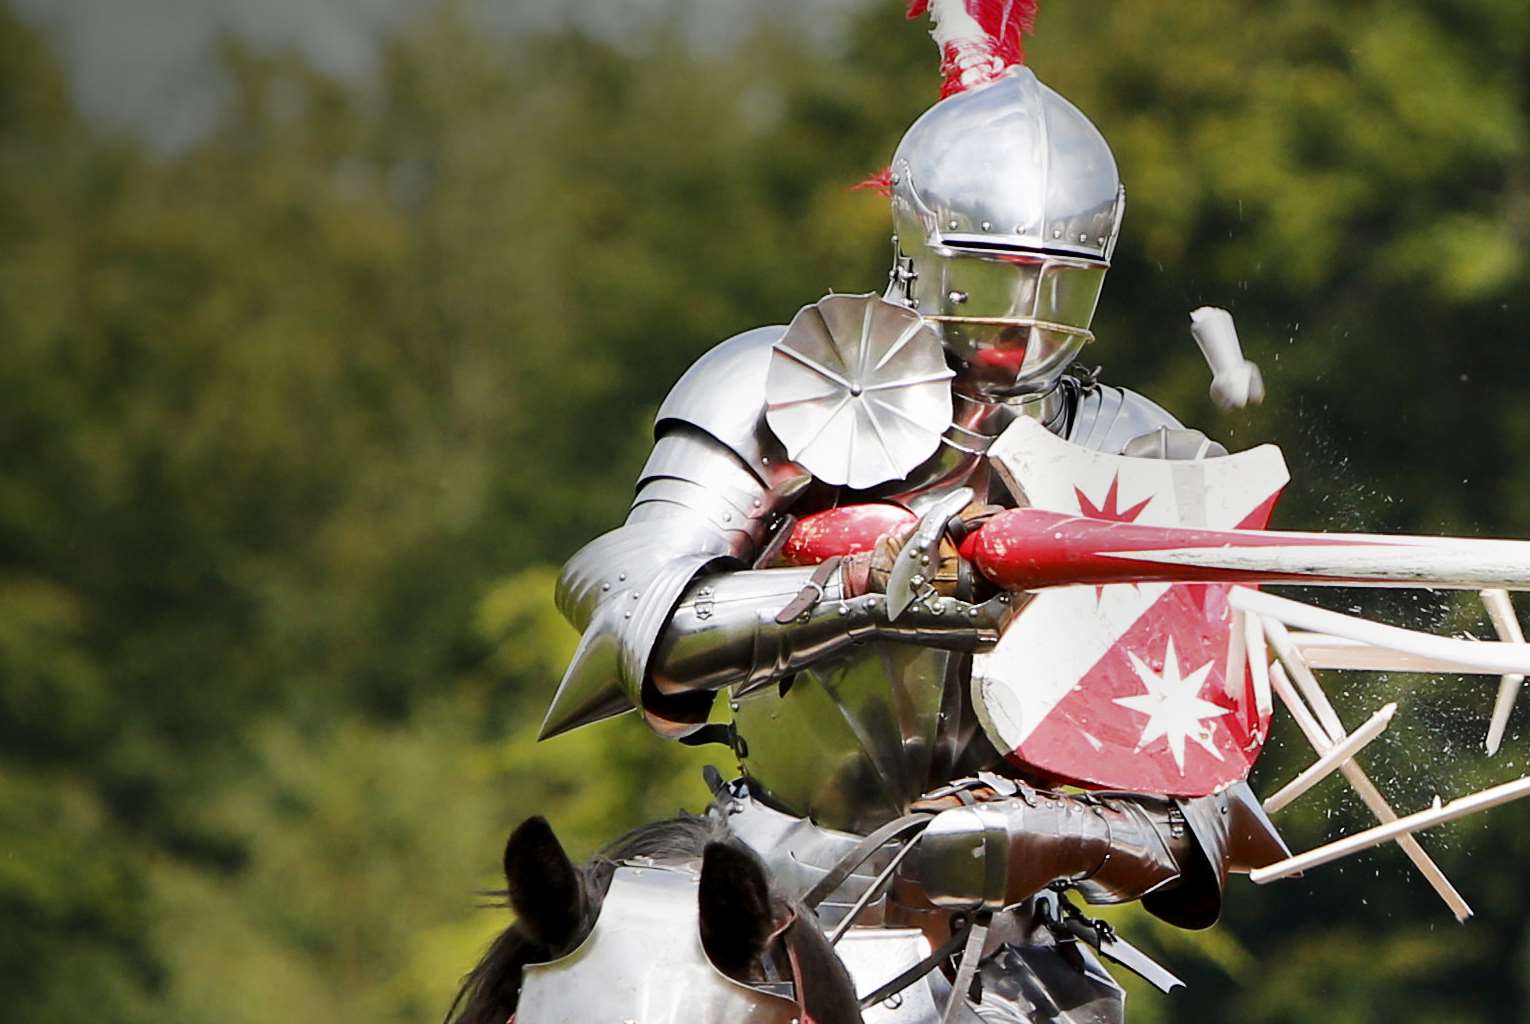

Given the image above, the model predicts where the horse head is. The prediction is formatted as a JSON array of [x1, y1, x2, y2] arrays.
[[447, 814, 863, 1024]]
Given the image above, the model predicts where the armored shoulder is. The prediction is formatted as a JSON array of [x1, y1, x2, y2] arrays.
[[655, 326, 796, 485], [1068, 384, 1227, 459], [543, 328, 811, 742]]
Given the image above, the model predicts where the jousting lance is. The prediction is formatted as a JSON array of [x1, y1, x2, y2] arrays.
[[959, 508, 1530, 594]]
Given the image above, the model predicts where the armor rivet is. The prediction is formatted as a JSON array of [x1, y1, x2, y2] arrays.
[[1098, 236, 1107, 246], [969, 607, 979, 618], [1053, 228, 1063, 239], [838, 603, 850, 616], [948, 219, 959, 229], [619, 573, 627, 581], [722, 511, 732, 521], [889, 173, 901, 186], [919, 554, 930, 565], [911, 574, 926, 586], [730, 701, 740, 711], [601, 582, 611, 591], [624, 612, 632, 619], [980, 220, 991, 232], [883, 992, 904, 1009], [753, 498, 761, 507], [632, 591, 641, 599], [1079, 232, 1088, 242]]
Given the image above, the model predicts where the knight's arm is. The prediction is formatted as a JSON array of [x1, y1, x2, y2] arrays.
[[544, 328, 997, 741]]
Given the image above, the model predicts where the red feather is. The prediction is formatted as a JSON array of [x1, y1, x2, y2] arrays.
[[853, 0, 1038, 195], [970, 0, 1037, 70], [852, 166, 896, 198], [910, 0, 1038, 97]]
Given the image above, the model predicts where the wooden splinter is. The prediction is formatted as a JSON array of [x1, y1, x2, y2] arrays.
[[1258, 632, 1473, 921]]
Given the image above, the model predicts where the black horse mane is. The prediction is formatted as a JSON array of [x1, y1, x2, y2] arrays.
[[445, 812, 861, 1024]]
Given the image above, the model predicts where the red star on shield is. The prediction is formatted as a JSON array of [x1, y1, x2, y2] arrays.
[[1075, 474, 1153, 599], [1075, 473, 1153, 523]]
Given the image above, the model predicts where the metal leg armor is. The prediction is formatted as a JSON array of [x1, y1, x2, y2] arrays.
[[906, 789, 1191, 913], [902, 781, 1286, 929]]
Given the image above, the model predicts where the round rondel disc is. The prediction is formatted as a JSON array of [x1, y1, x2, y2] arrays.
[[765, 294, 953, 489]]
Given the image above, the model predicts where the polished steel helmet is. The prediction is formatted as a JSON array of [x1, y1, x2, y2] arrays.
[[889, 65, 1126, 398]]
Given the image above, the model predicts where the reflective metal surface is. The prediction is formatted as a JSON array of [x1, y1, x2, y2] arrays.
[[722, 790, 899, 924], [731, 638, 972, 833], [834, 929, 945, 1023], [887, 66, 1124, 397], [517, 864, 800, 1024], [655, 325, 815, 491], [1066, 384, 1184, 454], [766, 294, 954, 489], [906, 792, 1189, 914], [870, 389, 1065, 513], [891, 68, 1123, 262]]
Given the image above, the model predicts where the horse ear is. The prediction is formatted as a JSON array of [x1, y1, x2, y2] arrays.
[[698, 841, 776, 976], [503, 816, 585, 952]]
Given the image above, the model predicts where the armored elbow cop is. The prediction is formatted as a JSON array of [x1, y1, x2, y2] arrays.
[[906, 782, 1288, 929]]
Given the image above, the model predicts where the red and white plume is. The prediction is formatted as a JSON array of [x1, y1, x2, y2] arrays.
[[907, 0, 1037, 98]]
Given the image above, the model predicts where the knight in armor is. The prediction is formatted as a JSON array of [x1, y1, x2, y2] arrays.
[[539, 3, 1288, 1019]]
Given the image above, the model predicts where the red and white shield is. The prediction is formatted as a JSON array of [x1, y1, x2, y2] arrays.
[[973, 418, 1290, 796]]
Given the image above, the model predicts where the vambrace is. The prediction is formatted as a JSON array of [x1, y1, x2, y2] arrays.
[[651, 564, 876, 697], [904, 781, 1287, 930], [650, 562, 1002, 698]]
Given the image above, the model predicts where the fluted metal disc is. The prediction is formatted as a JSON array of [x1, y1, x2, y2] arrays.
[[765, 294, 954, 489]]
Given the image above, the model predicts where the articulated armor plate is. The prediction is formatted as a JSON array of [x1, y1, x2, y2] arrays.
[[765, 294, 953, 489], [517, 863, 800, 1023], [542, 328, 812, 740]]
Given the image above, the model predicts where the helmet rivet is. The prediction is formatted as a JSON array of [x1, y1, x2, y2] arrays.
[[980, 221, 991, 232], [948, 290, 967, 305], [1079, 233, 1088, 243], [1052, 228, 1063, 239], [948, 219, 959, 230], [889, 173, 901, 186]]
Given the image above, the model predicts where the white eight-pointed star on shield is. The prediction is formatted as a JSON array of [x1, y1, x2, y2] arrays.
[[1113, 638, 1230, 774]]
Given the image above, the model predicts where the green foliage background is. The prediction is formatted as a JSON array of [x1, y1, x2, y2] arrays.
[[3, 1, 1530, 1020]]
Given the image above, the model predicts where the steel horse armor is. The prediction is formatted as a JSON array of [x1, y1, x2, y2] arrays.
[[540, 4, 1288, 1021]]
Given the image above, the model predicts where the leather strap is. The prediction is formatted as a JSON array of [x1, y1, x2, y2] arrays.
[[856, 921, 972, 1011], [941, 912, 991, 1022], [774, 556, 843, 624], [800, 811, 931, 910]]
